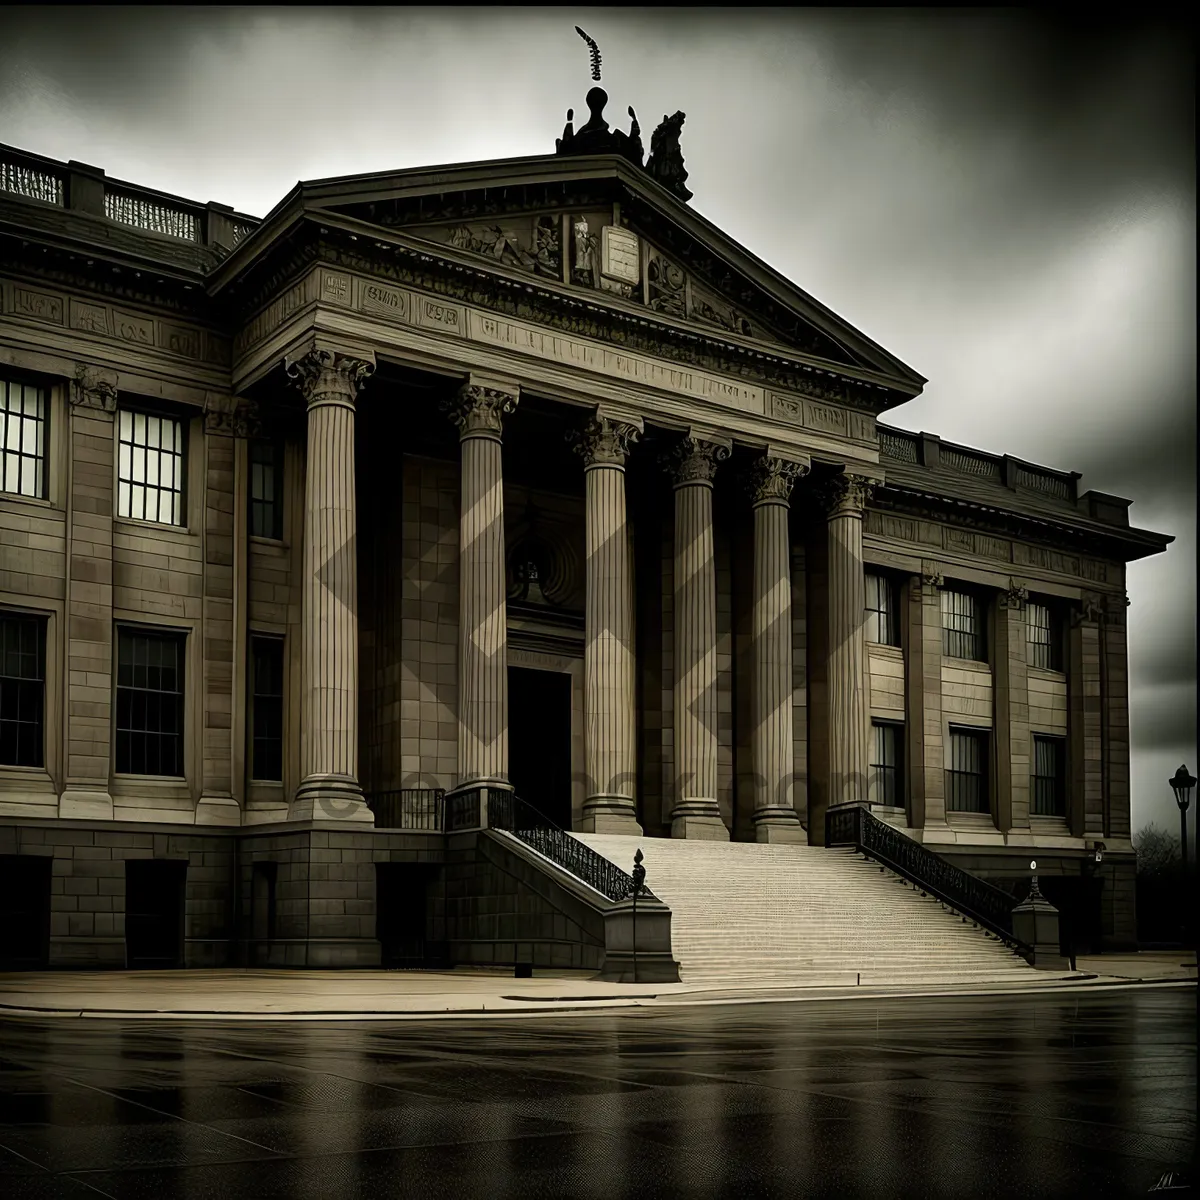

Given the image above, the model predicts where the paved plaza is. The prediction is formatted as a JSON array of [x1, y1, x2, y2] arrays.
[[0, 985, 1194, 1198]]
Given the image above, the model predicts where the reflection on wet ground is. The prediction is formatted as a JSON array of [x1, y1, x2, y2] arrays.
[[0, 988, 1194, 1198]]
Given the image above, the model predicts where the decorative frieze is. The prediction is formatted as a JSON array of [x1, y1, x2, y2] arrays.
[[70, 363, 118, 412], [747, 456, 808, 506], [571, 413, 640, 468], [442, 382, 519, 440]]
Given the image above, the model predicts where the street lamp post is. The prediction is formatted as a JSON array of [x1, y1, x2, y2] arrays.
[[1170, 765, 1195, 949]]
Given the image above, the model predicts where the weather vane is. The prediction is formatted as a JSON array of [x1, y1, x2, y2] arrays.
[[575, 26, 602, 81]]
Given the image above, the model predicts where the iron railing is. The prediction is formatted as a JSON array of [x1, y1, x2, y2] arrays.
[[366, 788, 444, 831], [826, 802, 1032, 960], [488, 791, 653, 902]]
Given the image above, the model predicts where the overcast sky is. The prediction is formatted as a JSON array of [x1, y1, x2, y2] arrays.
[[1, 8, 1193, 841]]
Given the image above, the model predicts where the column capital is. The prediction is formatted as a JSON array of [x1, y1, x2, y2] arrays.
[[747, 454, 810, 507], [203, 392, 260, 438], [70, 363, 118, 412], [285, 348, 374, 410], [1070, 596, 1105, 627], [819, 472, 876, 517], [443, 382, 519, 440], [663, 433, 731, 488], [571, 412, 641, 468]]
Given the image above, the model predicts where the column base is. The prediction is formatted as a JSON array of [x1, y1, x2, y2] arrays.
[[579, 795, 642, 835], [670, 801, 729, 841], [58, 789, 114, 820], [290, 776, 374, 824], [196, 794, 242, 826], [753, 811, 808, 844]]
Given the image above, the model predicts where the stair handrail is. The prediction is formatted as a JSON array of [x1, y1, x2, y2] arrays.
[[488, 791, 656, 902], [825, 802, 1032, 960]]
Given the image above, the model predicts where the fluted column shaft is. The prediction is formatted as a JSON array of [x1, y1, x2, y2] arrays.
[[666, 435, 731, 840], [825, 474, 873, 808], [575, 415, 641, 834], [445, 384, 519, 791], [749, 456, 808, 841], [286, 348, 375, 823]]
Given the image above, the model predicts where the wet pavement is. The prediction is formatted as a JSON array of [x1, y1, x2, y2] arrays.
[[0, 988, 1194, 1198]]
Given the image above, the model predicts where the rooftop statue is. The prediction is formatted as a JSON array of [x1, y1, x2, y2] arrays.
[[646, 111, 693, 203], [554, 29, 689, 198]]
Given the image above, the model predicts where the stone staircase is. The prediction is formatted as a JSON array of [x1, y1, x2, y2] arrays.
[[573, 833, 1041, 986]]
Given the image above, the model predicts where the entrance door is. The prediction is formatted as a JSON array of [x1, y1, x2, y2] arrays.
[[0, 855, 52, 969], [507, 666, 573, 827], [125, 860, 186, 968], [376, 863, 445, 968]]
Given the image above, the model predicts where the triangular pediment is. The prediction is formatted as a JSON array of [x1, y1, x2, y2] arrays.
[[284, 155, 924, 393]]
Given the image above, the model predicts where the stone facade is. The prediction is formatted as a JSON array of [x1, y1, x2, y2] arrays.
[[0, 139, 1171, 967]]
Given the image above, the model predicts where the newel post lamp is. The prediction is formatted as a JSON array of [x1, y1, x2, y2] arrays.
[[1171, 765, 1195, 945]]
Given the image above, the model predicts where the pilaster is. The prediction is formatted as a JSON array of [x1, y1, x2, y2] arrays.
[[443, 379, 519, 793], [285, 348, 375, 823], [748, 454, 809, 842], [1068, 595, 1105, 839], [994, 580, 1030, 834], [59, 364, 117, 820], [906, 570, 946, 831], [573, 412, 642, 834], [663, 432, 730, 839]]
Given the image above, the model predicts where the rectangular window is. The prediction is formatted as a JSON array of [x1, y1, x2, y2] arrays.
[[1031, 735, 1067, 817], [865, 573, 900, 646], [1, 377, 48, 499], [946, 727, 989, 813], [0, 613, 46, 767], [115, 627, 185, 776], [869, 721, 904, 807], [1026, 602, 1063, 671], [117, 408, 184, 525], [250, 637, 284, 782], [249, 439, 283, 540], [941, 588, 986, 662]]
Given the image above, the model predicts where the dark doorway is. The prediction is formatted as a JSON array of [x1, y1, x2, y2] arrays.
[[125, 860, 186, 968], [1039, 875, 1104, 957], [251, 862, 278, 944], [0, 854, 52, 969], [508, 665, 573, 827], [376, 863, 445, 968]]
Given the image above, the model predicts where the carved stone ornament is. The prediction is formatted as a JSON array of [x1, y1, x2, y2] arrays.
[[442, 383, 519, 439], [998, 578, 1030, 610], [663, 435, 730, 486], [820, 473, 875, 518], [203, 393, 259, 438], [1071, 597, 1105, 627], [570, 414, 640, 468], [748, 456, 809, 506], [921, 570, 946, 590], [1104, 593, 1130, 626], [646, 111, 693, 203], [285, 349, 374, 408], [70, 363, 118, 412]]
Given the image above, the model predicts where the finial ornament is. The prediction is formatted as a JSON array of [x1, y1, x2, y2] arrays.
[[576, 26, 602, 81]]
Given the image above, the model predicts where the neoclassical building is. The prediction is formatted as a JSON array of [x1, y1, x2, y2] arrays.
[[0, 101, 1170, 971]]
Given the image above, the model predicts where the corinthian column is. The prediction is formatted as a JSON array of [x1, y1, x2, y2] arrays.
[[824, 473, 874, 808], [748, 453, 809, 842], [665, 433, 731, 839], [443, 380, 519, 793], [573, 412, 642, 834], [285, 348, 375, 823]]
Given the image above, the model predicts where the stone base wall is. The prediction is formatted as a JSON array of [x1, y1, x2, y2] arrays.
[[443, 831, 606, 971]]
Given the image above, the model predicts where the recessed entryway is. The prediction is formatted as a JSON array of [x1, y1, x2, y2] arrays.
[[0, 854, 51, 969], [125, 859, 186, 968], [507, 665, 573, 828]]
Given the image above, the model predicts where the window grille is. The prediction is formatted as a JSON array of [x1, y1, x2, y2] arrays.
[[947, 727, 989, 813], [1031, 735, 1067, 817], [250, 637, 284, 782], [0, 613, 46, 767], [1, 377, 47, 499], [941, 588, 986, 661], [249, 440, 283, 540], [117, 409, 185, 525], [869, 722, 904, 807], [115, 628, 184, 776], [1026, 602, 1062, 671], [865, 573, 900, 646]]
